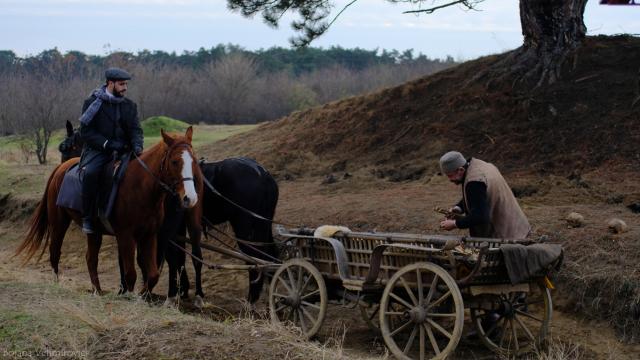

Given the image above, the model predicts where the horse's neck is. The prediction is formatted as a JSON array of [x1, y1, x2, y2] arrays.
[[126, 144, 168, 204]]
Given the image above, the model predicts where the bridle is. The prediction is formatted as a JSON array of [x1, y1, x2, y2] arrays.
[[134, 142, 196, 198]]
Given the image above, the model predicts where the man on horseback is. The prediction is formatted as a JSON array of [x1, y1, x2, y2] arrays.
[[79, 67, 143, 234]]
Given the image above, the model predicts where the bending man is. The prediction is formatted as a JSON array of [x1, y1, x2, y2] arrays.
[[439, 151, 530, 239]]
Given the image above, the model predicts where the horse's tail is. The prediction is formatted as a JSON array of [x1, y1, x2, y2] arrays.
[[15, 164, 59, 263]]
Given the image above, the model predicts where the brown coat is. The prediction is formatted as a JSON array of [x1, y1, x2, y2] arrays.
[[463, 158, 531, 239]]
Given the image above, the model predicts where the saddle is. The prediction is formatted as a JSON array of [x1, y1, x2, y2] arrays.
[[56, 152, 132, 234]]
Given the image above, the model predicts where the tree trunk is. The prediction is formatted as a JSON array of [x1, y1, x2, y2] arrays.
[[519, 0, 588, 85], [470, 0, 588, 89]]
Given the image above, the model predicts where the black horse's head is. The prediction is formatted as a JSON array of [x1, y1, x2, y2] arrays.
[[59, 120, 83, 163]]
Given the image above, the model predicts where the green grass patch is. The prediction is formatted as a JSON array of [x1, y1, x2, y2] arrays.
[[141, 116, 189, 137], [143, 124, 257, 149]]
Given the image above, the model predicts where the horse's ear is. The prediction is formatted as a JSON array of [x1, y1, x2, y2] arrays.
[[161, 128, 175, 146], [185, 126, 193, 143], [66, 120, 74, 137]]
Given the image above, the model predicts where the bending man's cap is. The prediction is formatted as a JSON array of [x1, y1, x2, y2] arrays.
[[105, 67, 131, 81], [439, 151, 466, 174]]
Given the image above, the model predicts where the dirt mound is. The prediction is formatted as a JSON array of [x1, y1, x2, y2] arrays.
[[201, 35, 640, 179]]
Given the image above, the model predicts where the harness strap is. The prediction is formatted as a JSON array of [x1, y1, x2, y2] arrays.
[[133, 152, 178, 197], [201, 176, 295, 228]]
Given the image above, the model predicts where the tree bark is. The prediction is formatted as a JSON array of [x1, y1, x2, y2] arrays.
[[471, 0, 588, 89]]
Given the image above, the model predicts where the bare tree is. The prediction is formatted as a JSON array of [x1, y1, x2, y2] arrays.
[[204, 53, 260, 123]]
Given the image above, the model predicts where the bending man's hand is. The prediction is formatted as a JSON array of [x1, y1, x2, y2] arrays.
[[440, 219, 457, 231]]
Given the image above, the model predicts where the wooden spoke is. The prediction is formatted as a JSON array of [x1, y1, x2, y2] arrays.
[[300, 289, 320, 300], [426, 318, 452, 339], [272, 292, 288, 299], [515, 309, 543, 322], [427, 290, 452, 309], [301, 307, 317, 324], [275, 304, 288, 314], [510, 318, 520, 352], [297, 265, 303, 291], [298, 309, 307, 333], [403, 324, 418, 355], [425, 274, 439, 305], [389, 292, 415, 310], [390, 318, 414, 337], [301, 300, 320, 310], [419, 324, 425, 360], [499, 317, 509, 348], [416, 268, 424, 306], [299, 273, 312, 295], [286, 267, 297, 292], [423, 323, 441, 355], [426, 313, 457, 318], [515, 315, 536, 342], [276, 274, 294, 294], [400, 276, 418, 306]]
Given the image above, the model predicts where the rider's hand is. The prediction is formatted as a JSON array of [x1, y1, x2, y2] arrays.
[[105, 140, 124, 152]]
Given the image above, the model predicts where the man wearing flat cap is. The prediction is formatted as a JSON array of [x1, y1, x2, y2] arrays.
[[439, 151, 530, 239], [78, 67, 143, 234]]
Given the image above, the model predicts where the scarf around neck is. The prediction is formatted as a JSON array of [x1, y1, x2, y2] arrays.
[[79, 85, 125, 125]]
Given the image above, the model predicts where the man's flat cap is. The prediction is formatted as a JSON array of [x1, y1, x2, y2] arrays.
[[105, 67, 131, 81]]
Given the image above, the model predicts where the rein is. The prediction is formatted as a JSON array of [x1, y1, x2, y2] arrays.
[[133, 142, 195, 197]]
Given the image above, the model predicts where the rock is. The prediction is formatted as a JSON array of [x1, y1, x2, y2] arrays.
[[566, 212, 585, 228], [321, 174, 337, 184], [607, 218, 629, 234]]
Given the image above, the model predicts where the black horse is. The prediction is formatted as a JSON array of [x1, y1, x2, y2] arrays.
[[57, 124, 279, 306], [159, 157, 279, 307], [58, 120, 83, 162]]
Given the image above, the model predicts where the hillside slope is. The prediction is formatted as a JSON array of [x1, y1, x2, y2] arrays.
[[202, 35, 640, 179]]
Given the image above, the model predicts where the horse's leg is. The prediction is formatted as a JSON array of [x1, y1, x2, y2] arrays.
[[48, 209, 71, 282], [140, 234, 160, 295], [117, 255, 126, 295], [85, 233, 103, 294], [117, 235, 137, 293], [231, 217, 265, 305], [186, 210, 203, 307], [137, 242, 147, 291]]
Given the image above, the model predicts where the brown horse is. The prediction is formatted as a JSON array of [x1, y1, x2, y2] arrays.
[[16, 127, 203, 295]]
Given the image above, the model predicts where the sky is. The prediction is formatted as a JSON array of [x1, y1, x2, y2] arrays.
[[1, 0, 639, 60]]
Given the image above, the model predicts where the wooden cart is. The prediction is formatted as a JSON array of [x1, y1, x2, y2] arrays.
[[269, 226, 557, 360]]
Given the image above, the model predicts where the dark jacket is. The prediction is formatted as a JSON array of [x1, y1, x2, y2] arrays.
[[79, 95, 143, 152]]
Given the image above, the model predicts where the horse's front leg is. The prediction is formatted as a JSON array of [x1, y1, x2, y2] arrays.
[[140, 234, 160, 296], [117, 235, 137, 293], [85, 233, 103, 295], [187, 212, 204, 308]]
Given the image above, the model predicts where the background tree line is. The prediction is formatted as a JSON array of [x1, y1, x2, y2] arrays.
[[0, 45, 456, 163]]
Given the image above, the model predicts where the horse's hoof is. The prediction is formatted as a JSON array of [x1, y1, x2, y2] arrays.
[[194, 295, 204, 309], [164, 296, 178, 308], [52, 271, 59, 283], [92, 288, 104, 296]]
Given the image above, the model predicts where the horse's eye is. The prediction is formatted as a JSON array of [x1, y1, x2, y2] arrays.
[[171, 160, 179, 166]]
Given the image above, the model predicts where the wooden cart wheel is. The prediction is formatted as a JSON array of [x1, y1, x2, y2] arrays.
[[379, 263, 464, 360], [269, 258, 327, 339], [469, 282, 552, 356]]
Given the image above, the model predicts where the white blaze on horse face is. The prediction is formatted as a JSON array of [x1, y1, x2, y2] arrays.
[[181, 150, 198, 208]]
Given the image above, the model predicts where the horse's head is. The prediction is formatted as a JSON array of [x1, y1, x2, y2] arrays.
[[160, 126, 201, 209], [59, 120, 83, 163]]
